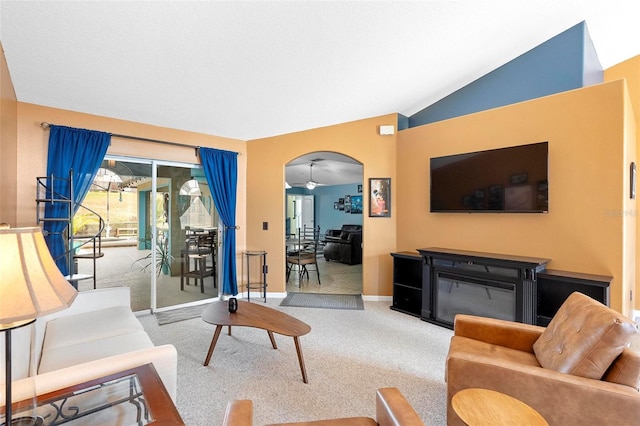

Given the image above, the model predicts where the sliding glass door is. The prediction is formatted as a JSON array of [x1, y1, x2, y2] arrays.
[[154, 163, 220, 309], [75, 156, 220, 311]]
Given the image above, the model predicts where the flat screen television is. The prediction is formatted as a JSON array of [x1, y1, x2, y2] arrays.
[[430, 141, 548, 213]]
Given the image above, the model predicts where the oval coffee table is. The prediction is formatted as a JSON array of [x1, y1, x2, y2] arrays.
[[201, 300, 311, 383]]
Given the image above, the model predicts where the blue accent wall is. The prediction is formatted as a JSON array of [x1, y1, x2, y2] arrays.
[[285, 184, 363, 234], [409, 22, 603, 128], [398, 114, 409, 131], [314, 183, 363, 232], [582, 26, 603, 85], [286, 187, 307, 195]]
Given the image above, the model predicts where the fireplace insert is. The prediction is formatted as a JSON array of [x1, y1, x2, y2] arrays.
[[435, 271, 516, 324], [418, 248, 549, 329]]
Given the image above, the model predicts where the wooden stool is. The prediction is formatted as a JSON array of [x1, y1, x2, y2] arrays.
[[181, 248, 215, 293]]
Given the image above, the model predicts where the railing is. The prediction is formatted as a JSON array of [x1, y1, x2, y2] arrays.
[[36, 172, 105, 289]]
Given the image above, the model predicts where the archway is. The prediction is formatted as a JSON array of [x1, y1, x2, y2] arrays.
[[285, 151, 363, 294]]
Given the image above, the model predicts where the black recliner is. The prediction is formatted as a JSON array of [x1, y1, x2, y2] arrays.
[[322, 224, 362, 265]]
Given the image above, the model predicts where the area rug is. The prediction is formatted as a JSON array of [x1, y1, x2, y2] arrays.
[[155, 304, 209, 325], [280, 292, 364, 310]]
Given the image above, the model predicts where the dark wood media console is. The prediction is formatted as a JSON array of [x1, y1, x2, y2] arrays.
[[390, 252, 424, 317], [390, 248, 612, 330], [536, 269, 612, 326]]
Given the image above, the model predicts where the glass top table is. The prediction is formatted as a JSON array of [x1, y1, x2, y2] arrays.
[[3, 363, 183, 426]]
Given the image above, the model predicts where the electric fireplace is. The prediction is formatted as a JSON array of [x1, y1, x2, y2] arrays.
[[418, 248, 549, 329]]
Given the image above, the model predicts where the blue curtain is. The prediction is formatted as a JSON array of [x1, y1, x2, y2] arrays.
[[199, 147, 238, 295], [45, 125, 111, 276]]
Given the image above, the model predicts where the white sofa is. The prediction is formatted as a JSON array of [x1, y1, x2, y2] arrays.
[[1, 287, 178, 406]]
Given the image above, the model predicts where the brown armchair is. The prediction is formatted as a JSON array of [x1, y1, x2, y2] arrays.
[[446, 292, 640, 425], [222, 387, 424, 426]]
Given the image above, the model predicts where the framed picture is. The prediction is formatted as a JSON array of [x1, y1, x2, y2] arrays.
[[369, 178, 391, 217], [345, 195, 351, 204], [510, 173, 528, 185], [351, 195, 363, 214], [338, 198, 345, 210], [334, 202, 339, 210], [357, 184, 363, 193], [344, 203, 351, 213], [504, 185, 535, 210]]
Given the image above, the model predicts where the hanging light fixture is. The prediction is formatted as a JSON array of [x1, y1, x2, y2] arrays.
[[305, 163, 318, 190]]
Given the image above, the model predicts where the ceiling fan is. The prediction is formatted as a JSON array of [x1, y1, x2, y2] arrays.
[[305, 163, 319, 190], [287, 161, 328, 190]]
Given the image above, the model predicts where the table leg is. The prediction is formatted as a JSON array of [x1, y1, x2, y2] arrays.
[[180, 253, 185, 291], [293, 336, 308, 384], [204, 325, 223, 366], [267, 331, 277, 349]]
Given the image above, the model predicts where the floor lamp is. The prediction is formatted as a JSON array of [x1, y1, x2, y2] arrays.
[[1, 227, 78, 425]]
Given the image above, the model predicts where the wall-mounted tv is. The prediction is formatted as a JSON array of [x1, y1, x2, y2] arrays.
[[430, 141, 548, 213]]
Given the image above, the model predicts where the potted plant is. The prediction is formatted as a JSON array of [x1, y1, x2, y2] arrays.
[[134, 238, 174, 277]]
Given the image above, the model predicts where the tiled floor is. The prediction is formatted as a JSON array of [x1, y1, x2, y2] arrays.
[[286, 258, 362, 294], [77, 245, 362, 312]]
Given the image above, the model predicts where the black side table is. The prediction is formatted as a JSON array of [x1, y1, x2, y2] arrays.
[[246, 250, 267, 302]]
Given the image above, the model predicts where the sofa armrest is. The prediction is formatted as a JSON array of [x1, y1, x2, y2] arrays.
[[447, 348, 640, 426], [223, 400, 253, 426], [347, 232, 362, 245], [454, 314, 544, 353], [325, 229, 342, 238], [11, 344, 178, 404], [376, 387, 425, 426], [324, 236, 344, 243]]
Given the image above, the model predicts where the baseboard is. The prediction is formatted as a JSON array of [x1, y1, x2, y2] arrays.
[[238, 292, 389, 302], [240, 291, 287, 300], [363, 295, 392, 302]]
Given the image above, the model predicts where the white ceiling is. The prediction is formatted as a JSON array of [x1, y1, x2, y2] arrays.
[[286, 152, 362, 188], [2, 1, 640, 144]]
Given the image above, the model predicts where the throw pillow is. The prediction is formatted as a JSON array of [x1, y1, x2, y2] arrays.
[[533, 291, 638, 380]]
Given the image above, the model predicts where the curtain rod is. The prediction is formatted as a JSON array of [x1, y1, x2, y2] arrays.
[[40, 122, 241, 156]]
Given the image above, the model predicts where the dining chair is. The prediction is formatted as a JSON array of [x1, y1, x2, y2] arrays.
[[286, 226, 321, 285]]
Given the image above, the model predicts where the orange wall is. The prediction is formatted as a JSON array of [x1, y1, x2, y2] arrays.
[[0, 42, 18, 226], [397, 81, 635, 315], [246, 115, 399, 297], [3, 43, 638, 313], [606, 56, 640, 127], [605, 55, 640, 312]]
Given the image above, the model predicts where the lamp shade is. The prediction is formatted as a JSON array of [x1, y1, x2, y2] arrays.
[[0, 227, 77, 329]]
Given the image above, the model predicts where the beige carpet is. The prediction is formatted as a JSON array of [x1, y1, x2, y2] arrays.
[[139, 299, 452, 425]]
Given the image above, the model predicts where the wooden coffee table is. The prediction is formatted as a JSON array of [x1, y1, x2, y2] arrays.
[[452, 388, 548, 425], [201, 300, 311, 383]]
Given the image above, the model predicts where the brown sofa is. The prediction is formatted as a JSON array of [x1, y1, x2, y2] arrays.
[[446, 292, 640, 425], [222, 387, 424, 426]]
